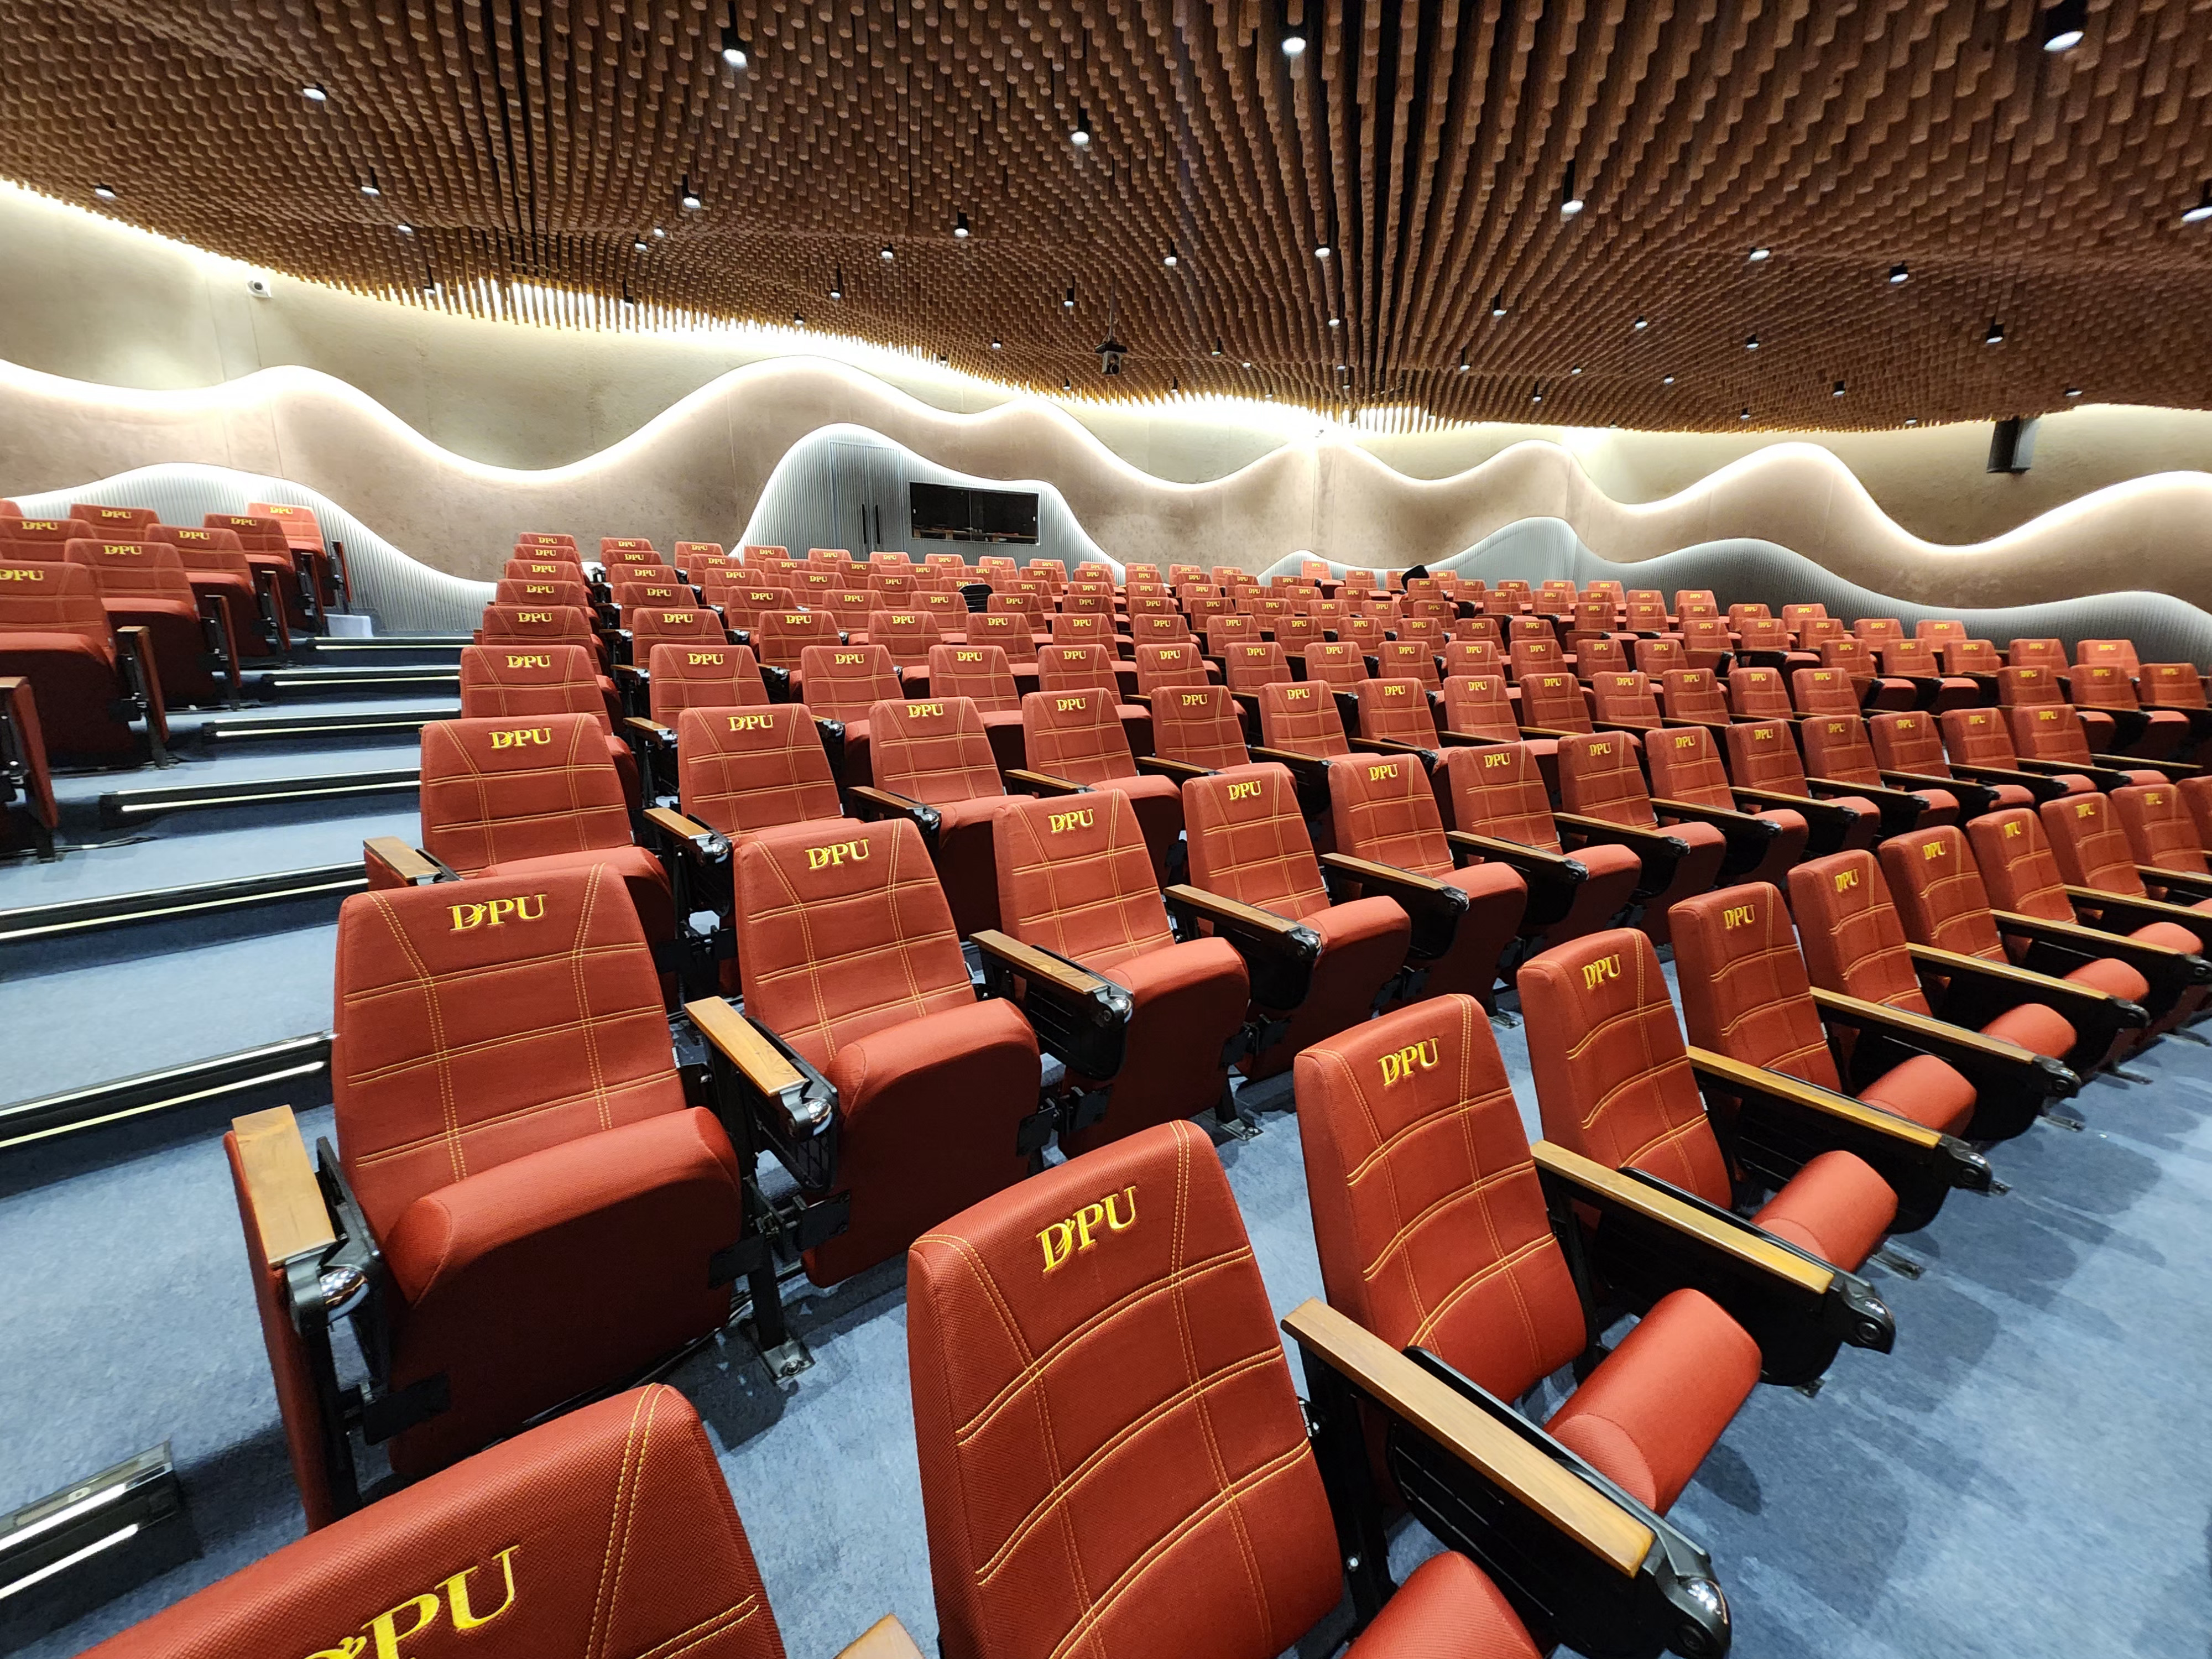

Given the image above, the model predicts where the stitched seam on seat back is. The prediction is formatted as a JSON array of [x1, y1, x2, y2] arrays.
[[585, 1389, 655, 1659], [366, 890, 466, 1186], [573, 864, 615, 1131]]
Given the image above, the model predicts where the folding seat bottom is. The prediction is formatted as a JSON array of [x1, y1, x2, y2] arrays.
[[1749, 1148, 1897, 1271], [1978, 999, 2079, 1061], [1543, 1287, 1761, 1514], [1854, 1052, 1976, 1136], [1062, 936, 1249, 1155], [1244, 896, 1410, 1079], [1344, 1550, 1541, 1659], [2049, 953, 2150, 1004]]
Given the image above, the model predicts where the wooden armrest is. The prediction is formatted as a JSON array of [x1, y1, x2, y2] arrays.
[[1877, 768, 1971, 796], [1162, 882, 1303, 937], [2093, 753, 2194, 778], [1553, 811, 1689, 855], [644, 805, 723, 848], [1809, 988, 2075, 1092], [1728, 785, 1860, 822], [1516, 722, 1580, 739], [971, 928, 1110, 998], [1649, 795, 1772, 833], [685, 997, 806, 1099], [848, 784, 941, 827], [1530, 1141, 1832, 1293], [364, 835, 442, 883], [1280, 1300, 1653, 1578], [1910, 940, 2125, 1001], [2065, 885, 2212, 929], [1135, 754, 1212, 780], [1320, 851, 1451, 895], [1446, 829, 1579, 875], [1806, 776, 1926, 810], [623, 715, 676, 744], [1437, 728, 1515, 748], [1686, 1046, 1942, 1147], [231, 1105, 335, 1263], [1248, 743, 1333, 774], [833, 1617, 927, 1659], [2135, 865, 2212, 899], [1004, 766, 1089, 795], [1348, 735, 1437, 762]]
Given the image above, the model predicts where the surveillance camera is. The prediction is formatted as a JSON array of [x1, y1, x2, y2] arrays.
[[246, 275, 274, 300]]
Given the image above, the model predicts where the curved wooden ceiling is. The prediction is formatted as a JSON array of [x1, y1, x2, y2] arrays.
[[2, 0, 2207, 431]]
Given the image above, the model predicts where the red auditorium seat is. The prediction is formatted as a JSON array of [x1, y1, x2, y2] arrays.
[[1296, 995, 1759, 1514], [754, 607, 842, 690], [1554, 731, 1725, 945], [1866, 711, 2022, 812], [372, 713, 677, 989], [229, 871, 743, 1490], [2114, 781, 2212, 893], [1877, 638, 1979, 712], [1177, 763, 1411, 1075], [709, 816, 1041, 1285], [672, 700, 848, 848], [1146, 679, 1256, 774], [907, 1118, 1710, 1659], [1441, 739, 1642, 951], [502, 575, 598, 611], [989, 789, 1250, 1149], [1727, 665, 1796, 723], [644, 639, 770, 722], [1787, 848, 2095, 1102], [0, 674, 59, 860], [457, 643, 637, 808], [1790, 666, 1860, 719], [1520, 928, 1902, 1271], [1939, 706, 2098, 801], [1879, 823, 2156, 1066], [206, 513, 320, 631], [863, 693, 1026, 935], [2007, 699, 2176, 790], [476, 601, 608, 668], [1671, 884, 2025, 1163], [68, 503, 158, 539], [1797, 712, 1957, 832], [69, 538, 239, 706], [1326, 748, 1528, 1007], [150, 524, 286, 656], [1643, 723, 1811, 889], [798, 642, 903, 787], [81, 1387, 847, 1652], [2016, 796, 2212, 1007], [0, 554, 170, 761], [1724, 718, 1880, 853], [1018, 686, 1182, 881], [926, 642, 1028, 771], [2066, 659, 2194, 760]]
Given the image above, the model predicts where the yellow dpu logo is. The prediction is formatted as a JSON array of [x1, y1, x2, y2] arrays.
[[514, 611, 553, 623], [1226, 779, 1262, 801], [726, 713, 774, 731], [954, 649, 983, 664], [503, 654, 551, 669], [1037, 1186, 1138, 1272], [1832, 866, 1859, 893], [905, 702, 945, 717], [2003, 820, 2023, 838], [304, 1547, 520, 1657], [0, 568, 46, 582], [833, 651, 865, 665], [806, 838, 869, 870], [1180, 691, 1210, 707], [1055, 696, 1088, 712], [448, 895, 546, 932], [488, 727, 551, 749], [1721, 902, 1757, 930], [1048, 808, 1094, 833], [1379, 1038, 1441, 1087], [1482, 749, 1512, 769], [1581, 953, 1623, 992], [686, 652, 726, 666], [1923, 840, 1946, 860], [1368, 763, 1400, 781]]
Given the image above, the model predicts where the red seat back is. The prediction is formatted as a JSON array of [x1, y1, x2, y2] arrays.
[[1634, 637, 1687, 676], [2007, 638, 2069, 672], [1962, 807, 2084, 920], [1557, 732, 1658, 828], [1939, 707, 2021, 769], [1439, 673, 1516, 742], [868, 609, 941, 668], [754, 608, 838, 671], [418, 714, 632, 875], [2068, 661, 2141, 711], [677, 702, 842, 838], [69, 503, 158, 539], [1786, 851, 1933, 1013], [1328, 749, 1451, 875], [1257, 681, 1349, 758], [798, 643, 901, 722], [1507, 639, 1562, 682], [870, 695, 1006, 804], [2114, 782, 2210, 875], [1658, 669, 1727, 724], [1727, 666, 1791, 719], [1942, 639, 2001, 675], [1867, 711, 1949, 776], [1798, 713, 1884, 786], [734, 817, 973, 1070], [479, 603, 596, 651], [629, 606, 723, 658], [646, 641, 770, 721], [612, 578, 692, 611], [1519, 929, 1733, 1205], [458, 643, 610, 723], [2140, 664, 2208, 709], [2007, 701, 2096, 765], [498, 577, 595, 609], [1791, 667, 1859, 717], [1519, 669, 1594, 733], [1589, 670, 1660, 727], [1183, 764, 1331, 920], [1152, 682, 1250, 771], [993, 789, 1177, 972], [967, 610, 1040, 664], [927, 643, 1021, 711], [1725, 718, 1813, 794], [1300, 640, 1368, 688], [1879, 826, 2010, 959], [0, 556, 117, 649], [1997, 666, 2063, 707], [2036, 792, 2149, 896], [1671, 884, 1843, 1089], [1133, 640, 1207, 696], [333, 868, 683, 1235], [1223, 639, 1292, 694], [1035, 641, 1121, 701], [71, 538, 197, 604], [1356, 676, 1441, 747], [1022, 686, 1138, 784], [1444, 741, 1561, 849]]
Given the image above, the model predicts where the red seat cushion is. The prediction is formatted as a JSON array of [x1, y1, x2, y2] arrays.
[[1979, 998, 2079, 1060], [2132, 917, 2207, 954], [2062, 953, 2151, 1004], [1752, 1149, 1897, 1270], [1545, 1287, 1761, 1513], [1855, 1051, 1976, 1136], [1343, 1549, 1541, 1658]]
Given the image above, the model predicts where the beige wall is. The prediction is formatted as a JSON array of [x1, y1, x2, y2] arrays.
[[4, 178, 2211, 609]]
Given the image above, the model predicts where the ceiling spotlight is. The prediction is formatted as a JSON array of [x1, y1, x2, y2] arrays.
[[1327, 316, 1340, 328], [1905, 416, 1919, 426], [2042, 0, 2086, 52], [990, 337, 1002, 350], [1282, 24, 1307, 56], [301, 84, 328, 103], [720, 19, 749, 69], [1745, 332, 1760, 350], [1491, 293, 1507, 317], [829, 267, 844, 300], [1063, 283, 1077, 309], [2183, 183, 2212, 226], [633, 237, 650, 253], [792, 312, 804, 326], [880, 242, 895, 262], [359, 169, 381, 198], [651, 226, 666, 239], [1211, 338, 1224, 357], [1739, 407, 1751, 421], [1070, 109, 1092, 148], [92, 182, 117, 200], [394, 222, 414, 235], [679, 176, 702, 211], [1561, 160, 1584, 218], [1315, 241, 1332, 259], [1531, 385, 1544, 404], [1241, 360, 1254, 369], [1748, 246, 1771, 263], [1162, 242, 1180, 268], [1833, 380, 1846, 397], [1569, 365, 1583, 375], [1662, 373, 1676, 385], [1984, 317, 2006, 346], [1888, 262, 1910, 284], [1062, 375, 1073, 392], [2064, 385, 2083, 397], [1632, 314, 1648, 330], [1458, 347, 1470, 372], [953, 211, 971, 239], [422, 280, 441, 296]]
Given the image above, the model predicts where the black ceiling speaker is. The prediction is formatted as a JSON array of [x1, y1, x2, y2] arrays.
[[1988, 416, 2040, 473]]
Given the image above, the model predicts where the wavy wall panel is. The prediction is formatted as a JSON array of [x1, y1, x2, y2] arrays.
[[5, 355, 2211, 620]]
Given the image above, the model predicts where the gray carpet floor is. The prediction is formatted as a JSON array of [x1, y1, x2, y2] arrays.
[[3, 712, 2208, 1658]]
